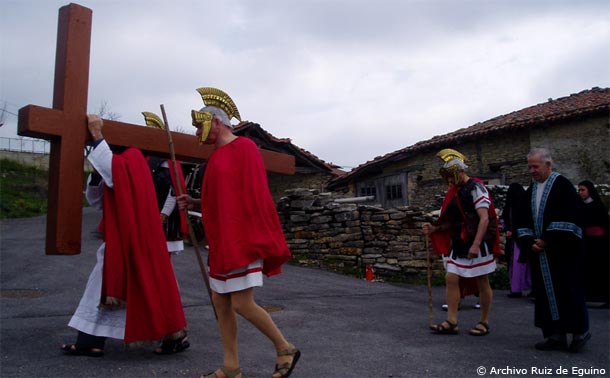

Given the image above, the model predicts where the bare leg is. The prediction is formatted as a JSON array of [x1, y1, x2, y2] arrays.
[[445, 273, 461, 326], [212, 292, 240, 375], [231, 288, 290, 349], [230, 288, 295, 377], [477, 275, 493, 324]]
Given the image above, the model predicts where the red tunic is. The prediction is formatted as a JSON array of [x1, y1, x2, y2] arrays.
[[202, 137, 291, 277]]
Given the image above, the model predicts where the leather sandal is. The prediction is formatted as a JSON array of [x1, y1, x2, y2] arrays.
[[201, 367, 242, 378], [469, 321, 490, 336], [273, 343, 301, 378], [153, 335, 190, 355], [431, 320, 459, 335], [61, 344, 104, 357]]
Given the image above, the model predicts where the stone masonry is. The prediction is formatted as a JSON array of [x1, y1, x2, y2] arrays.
[[278, 188, 445, 279], [278, 185, 610, 280]]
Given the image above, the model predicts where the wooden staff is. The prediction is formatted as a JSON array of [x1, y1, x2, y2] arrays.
[[426, 234, 434, 329], [160, 104, 217, 320]]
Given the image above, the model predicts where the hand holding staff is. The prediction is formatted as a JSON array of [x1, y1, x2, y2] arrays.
[[160, 104, 217, 320]]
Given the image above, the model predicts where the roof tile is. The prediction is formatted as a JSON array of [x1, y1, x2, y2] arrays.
[[333, 87, 610, 183]]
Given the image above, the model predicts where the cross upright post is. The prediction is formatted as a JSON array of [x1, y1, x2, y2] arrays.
[[19, 4, 92, 255], [18, 3, 295, 255]]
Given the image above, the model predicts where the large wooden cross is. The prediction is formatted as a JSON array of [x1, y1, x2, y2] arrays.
[[18, 3, 295, 255]]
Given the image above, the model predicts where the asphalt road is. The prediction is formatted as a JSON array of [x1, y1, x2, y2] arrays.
[[1, 208, 608, 378]]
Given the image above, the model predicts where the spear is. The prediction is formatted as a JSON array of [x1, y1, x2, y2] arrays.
[[160, 104, 217, 320]]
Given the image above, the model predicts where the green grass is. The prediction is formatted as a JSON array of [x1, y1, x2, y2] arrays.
[[489, 265, 510, 290], [0, 159, 49, 219], [0, 158, 91, 219]]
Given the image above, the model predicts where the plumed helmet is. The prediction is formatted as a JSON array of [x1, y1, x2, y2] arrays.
[[142, 111, 166, 130], [437, 148, 469, 183]]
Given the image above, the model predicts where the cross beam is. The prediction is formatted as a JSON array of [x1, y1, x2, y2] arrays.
[[18, 3, 295, 255]]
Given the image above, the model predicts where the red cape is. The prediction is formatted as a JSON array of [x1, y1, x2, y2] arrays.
[[202, 137, 291, 277], [431, 178, 501, 256], [102, 148, 187, 343]]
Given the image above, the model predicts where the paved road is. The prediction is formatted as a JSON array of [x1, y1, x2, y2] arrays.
[[1, 208, 608, 378]]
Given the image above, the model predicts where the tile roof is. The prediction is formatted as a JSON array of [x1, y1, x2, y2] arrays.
[[330, 87, 610, 185], [233, 121, 343, 175]]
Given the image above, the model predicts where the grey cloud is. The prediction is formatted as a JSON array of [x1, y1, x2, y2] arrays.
[[1, 0, 609, 169]]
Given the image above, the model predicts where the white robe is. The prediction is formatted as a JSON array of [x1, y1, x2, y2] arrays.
[[67, 141, 125, 339]]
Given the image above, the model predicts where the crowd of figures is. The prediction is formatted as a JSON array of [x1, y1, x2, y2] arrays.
[[502, 179, 609, 310], [57, 89, 607, 378], [423, 147, 608, 353], [61, 87, 301, 378]]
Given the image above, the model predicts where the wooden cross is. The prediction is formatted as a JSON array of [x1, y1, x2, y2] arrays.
[[18, 3, 295, 255]]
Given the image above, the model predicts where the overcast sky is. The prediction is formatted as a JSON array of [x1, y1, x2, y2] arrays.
[[2, 0, 609, 169]]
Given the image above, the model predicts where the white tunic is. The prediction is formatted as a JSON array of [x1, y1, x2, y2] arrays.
[[209, 259, 264, 294]]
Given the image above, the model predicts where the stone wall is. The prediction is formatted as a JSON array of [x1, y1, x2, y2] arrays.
[[0, 151, 93, 171], [278, 188, 446, 278], [0, 151, 50, 170], [278, 184, 610, 279], [530, 115, 610, 184]]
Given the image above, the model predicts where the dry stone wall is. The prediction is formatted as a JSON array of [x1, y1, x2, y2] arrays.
[[278, 188, 444, 278], [278, 184, 609, 279]]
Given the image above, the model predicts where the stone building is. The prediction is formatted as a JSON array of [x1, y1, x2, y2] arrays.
[[327, 87, 610, 210]]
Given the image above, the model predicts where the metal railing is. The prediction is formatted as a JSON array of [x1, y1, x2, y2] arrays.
[[0, 137, 50, 154]]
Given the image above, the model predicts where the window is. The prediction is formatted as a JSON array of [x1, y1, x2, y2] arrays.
[[386, 184, 403, 200], [360, 185, 376, 198]]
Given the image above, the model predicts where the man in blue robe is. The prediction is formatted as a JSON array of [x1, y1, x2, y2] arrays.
[[516, 148, 590, 352]]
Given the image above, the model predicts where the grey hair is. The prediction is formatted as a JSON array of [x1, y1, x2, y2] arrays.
[[527, 148, 553, 164], [200, 106, 233, 129], [443, 158, 469, 170]]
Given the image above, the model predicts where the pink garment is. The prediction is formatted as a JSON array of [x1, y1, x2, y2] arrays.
[[509, 241, 531, 293]]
